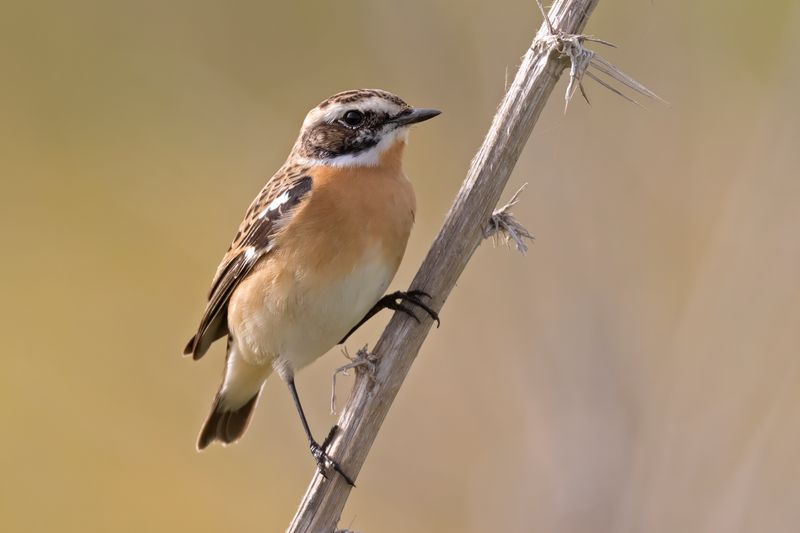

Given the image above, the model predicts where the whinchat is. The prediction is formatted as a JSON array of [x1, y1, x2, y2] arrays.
[[184, 89, 440, 484]]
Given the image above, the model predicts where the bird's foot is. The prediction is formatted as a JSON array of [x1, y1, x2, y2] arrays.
[[310, 425, 355, 487], [338, 289, 441, 345], [385, 290, 441, 327]]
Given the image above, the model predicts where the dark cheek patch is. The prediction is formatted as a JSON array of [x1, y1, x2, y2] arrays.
[[348, 133, 379, 154], [303, 125, 346, 158], [303, 123, 379, 158]]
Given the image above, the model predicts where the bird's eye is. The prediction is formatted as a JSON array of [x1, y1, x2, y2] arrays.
[[342, 110, 364, 127]]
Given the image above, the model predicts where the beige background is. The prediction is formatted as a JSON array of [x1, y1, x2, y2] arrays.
[[2, 0, 799, 531]]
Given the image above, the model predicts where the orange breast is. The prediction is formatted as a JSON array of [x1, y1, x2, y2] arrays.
[[226, 138, 416, 363], [276, 138, 416, 282]]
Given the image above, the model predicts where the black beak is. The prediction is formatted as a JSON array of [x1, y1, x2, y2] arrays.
[[391, 108, 441, 127]]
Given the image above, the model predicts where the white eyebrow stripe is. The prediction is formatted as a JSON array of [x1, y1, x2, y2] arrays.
[[304, 96, 405, 128]]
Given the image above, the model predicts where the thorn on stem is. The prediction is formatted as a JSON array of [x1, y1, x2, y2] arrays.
[[534, 0, 666, 110], [483, 183, 534, 254], [330, 346, 379, 415]]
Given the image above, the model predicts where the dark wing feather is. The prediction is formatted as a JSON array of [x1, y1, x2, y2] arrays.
[[184, 169, 313, 360]]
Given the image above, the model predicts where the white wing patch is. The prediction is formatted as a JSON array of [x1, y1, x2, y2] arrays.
[[260, 191, 291, 218]]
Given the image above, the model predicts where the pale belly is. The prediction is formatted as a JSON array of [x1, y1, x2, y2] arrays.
[[229, 245, 395, 378]]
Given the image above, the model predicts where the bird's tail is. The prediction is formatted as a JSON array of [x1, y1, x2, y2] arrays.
[[197, 391, 261, 450], [196, 344, 270, 450]]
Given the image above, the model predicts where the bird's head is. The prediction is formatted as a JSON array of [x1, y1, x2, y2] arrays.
[[292, 89, 440, 167]]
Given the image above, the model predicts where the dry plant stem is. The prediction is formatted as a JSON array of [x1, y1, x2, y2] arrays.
[[287, 0, 600, 530]]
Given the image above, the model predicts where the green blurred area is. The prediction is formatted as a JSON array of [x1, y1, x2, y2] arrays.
[[2, 1, 799, 531]]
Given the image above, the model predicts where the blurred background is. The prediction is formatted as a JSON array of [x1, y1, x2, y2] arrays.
[[2, 0, 799, 531]]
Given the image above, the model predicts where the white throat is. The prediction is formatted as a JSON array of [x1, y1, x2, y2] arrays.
[[299, 127, 409, 168]]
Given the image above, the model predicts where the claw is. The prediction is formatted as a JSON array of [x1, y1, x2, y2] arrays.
[[390, 302, 420, 323], [310, 426, 356, 487], [339, 289, 441, 344], [321, 425, 338, 449], [395, 291, 440, 328], [406, 289, 432, 300]]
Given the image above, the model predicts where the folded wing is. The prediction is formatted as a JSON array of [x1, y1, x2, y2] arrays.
[[184, 171, 313, 360]]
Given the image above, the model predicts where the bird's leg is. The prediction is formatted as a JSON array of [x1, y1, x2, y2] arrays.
[[287, 378, 355, 487], [338, 290, 440, 344]]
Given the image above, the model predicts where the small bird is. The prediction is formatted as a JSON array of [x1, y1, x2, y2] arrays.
[[184, 89, 440, 483]]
